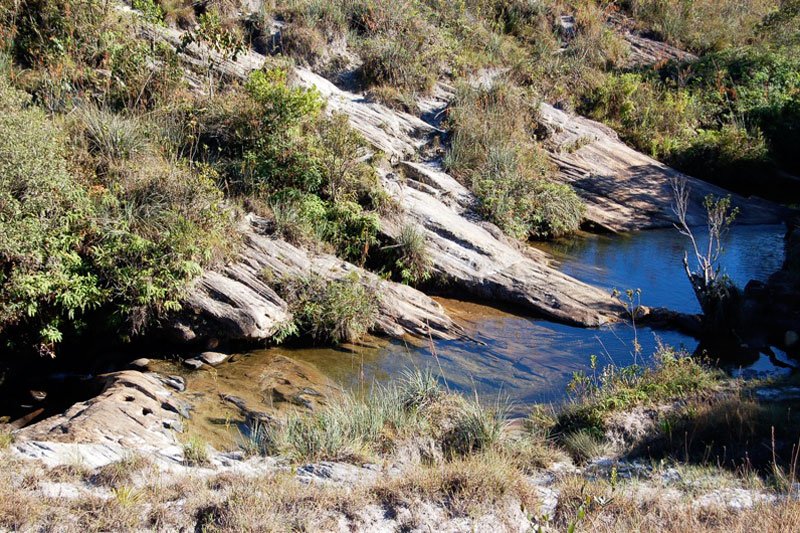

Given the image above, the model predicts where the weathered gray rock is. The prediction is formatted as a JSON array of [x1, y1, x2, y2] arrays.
[[538, 103, 785, 232], [14, 371, 188, 451], [170, 215, 463, 344], [295, 68, 438, 159], [129, 357, 151, 370], [382, 162, 624, 326], [159, 374, 187, 392], [621, 31, 697, 67], [183, 358, 206, 370], [287, 73, 626, 325]]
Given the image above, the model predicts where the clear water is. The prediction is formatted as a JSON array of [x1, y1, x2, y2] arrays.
[[537, 224, 787, 314], [180, 224, 790, 426]]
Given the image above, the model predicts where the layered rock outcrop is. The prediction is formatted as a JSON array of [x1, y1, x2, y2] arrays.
[[12, 371, 188, 466], [538, 104, 785, 232], [168, 215, 463, 344]]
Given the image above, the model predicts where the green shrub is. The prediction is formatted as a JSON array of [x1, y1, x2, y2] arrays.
[[323, 201, 380, 265], [581, 48, 800, 190], [316, 113, 382, 204], [279, 272, 380, 344], [241, 68, 325, 196], [0, 81, 101, 352], [0, 80, 236, 355], [270, 192, 329, 246], [446, 82, 584, 240]]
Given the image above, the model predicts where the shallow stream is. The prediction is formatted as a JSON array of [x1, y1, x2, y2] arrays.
[[3, 225, 792, 444], [164, 224, 793, 446]]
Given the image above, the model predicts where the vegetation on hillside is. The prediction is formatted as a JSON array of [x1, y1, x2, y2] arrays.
[[1, 0, 798, 356]]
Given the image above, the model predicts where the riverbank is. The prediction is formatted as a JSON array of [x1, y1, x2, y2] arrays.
[[2, 352, 799, 531]]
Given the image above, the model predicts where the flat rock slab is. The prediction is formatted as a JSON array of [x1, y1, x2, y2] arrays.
[[14, 371, 189, 452]]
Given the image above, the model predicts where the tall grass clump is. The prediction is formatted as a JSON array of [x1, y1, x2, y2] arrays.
[[388, 223, 432, 285], [442, 395, 510, 456], [445, 81, 584, 240], [250, 368, 521, 463], [254, 379, 429, 462]]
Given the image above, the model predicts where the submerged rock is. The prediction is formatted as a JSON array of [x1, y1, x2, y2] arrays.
[[259, 355, 340, 412]]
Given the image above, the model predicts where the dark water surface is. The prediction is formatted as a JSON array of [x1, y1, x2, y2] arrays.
[[247, 224, 790, 412]]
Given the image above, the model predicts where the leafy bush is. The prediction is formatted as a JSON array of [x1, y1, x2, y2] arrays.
[[240, 68, 325, 196], [582, 47, 800, 192], [0, 81, 236, 355], [323, 201, 380, 265], [0, 82, 101, 352], [279, 272, 380, 344]]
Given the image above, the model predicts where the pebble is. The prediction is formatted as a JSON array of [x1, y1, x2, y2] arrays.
[[183, 358, 205, 371], [129, 358, 151, 370], [199, 351, 229, 367]]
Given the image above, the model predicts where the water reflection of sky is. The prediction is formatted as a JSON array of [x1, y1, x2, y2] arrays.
[[538, 224, 786, 314], [281, 225, 788, 412]]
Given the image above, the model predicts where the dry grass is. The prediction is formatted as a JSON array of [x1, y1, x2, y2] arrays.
[[551, 474, 800, 533], [0, 429, 12, 450], [88, 454, 152, 487]]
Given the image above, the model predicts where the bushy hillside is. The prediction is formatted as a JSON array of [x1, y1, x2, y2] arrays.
[[0, 0, 798, 357]]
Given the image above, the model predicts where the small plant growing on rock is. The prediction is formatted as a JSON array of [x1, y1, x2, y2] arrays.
[[385, 223, 432, 285], [182, 435, 211, 466]]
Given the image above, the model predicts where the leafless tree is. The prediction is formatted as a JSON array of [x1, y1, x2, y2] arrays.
[[671, 178, 739, 313]]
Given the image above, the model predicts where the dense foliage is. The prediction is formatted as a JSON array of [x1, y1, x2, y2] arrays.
[[1, 0, 798, 356], [0, 80, 235, 356]]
